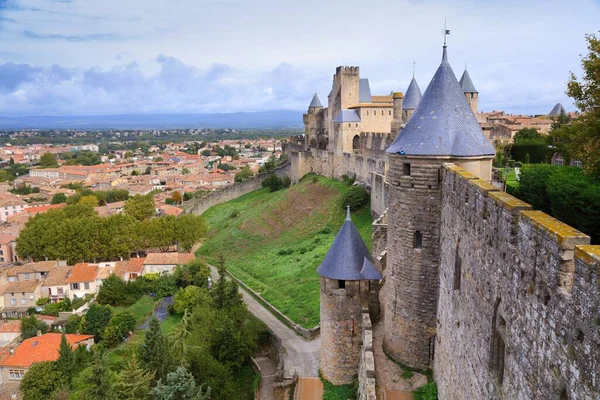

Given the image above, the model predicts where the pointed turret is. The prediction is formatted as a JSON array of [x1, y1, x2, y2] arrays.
[[459, 67, 479, 114], [386, 47, 494, 157], [308, 93, 323, 109], [317, 206, 382, 281], [403, 77, 422, 113], [549, 103, 565, 117]]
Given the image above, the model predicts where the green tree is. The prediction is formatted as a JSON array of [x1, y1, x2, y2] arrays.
[[96, 275, 129, 306], [234, 166, 253, 182], [65, 314, 82, 334], [261, 174, 283, 192], [124, 151, 134, 159], [113, 355, 153, 400], [51, 193, 67, 204], [171, 191, 182, 204], [81, 304, 112, 341], [124, 194, 155, 221], [143, 216, 176, 251], [552, 33, 600, 177], [211, 257, 242, 309], [174, 215, 207, 252], [152, 366, 211, 400], [55, 333, 76, 382], [173, 286, 211, 314], [103, 311, 136, 347], [173, 259, 210, 288], [73, 351, 113, 400], [78, 195, 99, 207], [21, 361, 67, 400], [513, 127, 542, 141], [139, 316, 173, 380], [341, 186, 369, 211], [40, 152, 59, 168], [21, 314, 48, 339], [169, 309, 192, 365]]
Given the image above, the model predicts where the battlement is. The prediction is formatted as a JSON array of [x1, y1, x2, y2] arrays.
[[336, 66, 360, 75], [437, 163, 600, 399]]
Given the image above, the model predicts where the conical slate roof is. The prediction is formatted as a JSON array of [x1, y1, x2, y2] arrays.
[[309, 93, 323, 108], [386, 47, 495, 157], [403, 77, 422, 110], [549, 103, 565, 117], [459, 69, 478, 93], [317, 207, 382, 281]]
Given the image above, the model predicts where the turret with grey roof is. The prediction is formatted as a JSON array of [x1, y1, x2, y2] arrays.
[[549, 102, 565, 117], [386, 47, 494, 157], [403, 77, 422, 110], [317, 206, 382, 281], [459, 68, 478, 94], [308, 93, 323, 109]]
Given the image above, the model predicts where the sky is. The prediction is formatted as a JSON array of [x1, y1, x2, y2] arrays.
[[0, 0, 599, 117]]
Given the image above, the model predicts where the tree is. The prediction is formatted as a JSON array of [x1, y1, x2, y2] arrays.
[[124, 194, 155, 221], [552, 33, 600, 177], [103, 311, 136, 347], [73, 351, 113, 400], [65, 314, 82, 334], [261, 174, 283, 192], [182, 167, 190, 175], [21, 314, 48, 339], [40, 152, 59, 168], [124, 151, 134, 159], [513, 127, 542, 141], [341, 186, 369, 211], [171, 191, 182, 204], [174, 215, 207, 252], [96, 275, 129, 306], [51, 193, 67, 204], [201, 149, 211, 157], [139, 316, 172, 380], [81, 304, 112, 341], [143, 216, 176, 251], [152, 366, 211, 400], [212, 257, 242, 309], [174, 259, 211, 288], [169, 310, 192, 365], [234, 166, 253, 182], [211, 315, 249, 369], [56, 333, 76, 382], [113, 355, 153, 400], [173, 286, 211, 315], [21, 361, 67, 400], [78, 195, 99, 207]]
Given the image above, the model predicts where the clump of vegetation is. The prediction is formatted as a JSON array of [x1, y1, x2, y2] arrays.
[[341, 186, 369, 211], [320, 371, 358, 400], [414, 381, 438, 400]]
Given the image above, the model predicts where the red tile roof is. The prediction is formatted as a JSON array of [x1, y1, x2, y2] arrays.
[[0, 234, 16, 245], [0, 333, 93, 368], [144, 252, 194, 266], [0, 321, 21, 333], [25, 203, 66, 215], [65, 263, 97, 283]]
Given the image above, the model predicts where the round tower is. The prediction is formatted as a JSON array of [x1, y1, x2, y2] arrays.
[[304, 93, 323, 148], [402, 74, 422, 123], [383, 45, 495, 369], [390, 92, 404, 135], [459, 68, 478, 115], [318, 207, 382, 384]]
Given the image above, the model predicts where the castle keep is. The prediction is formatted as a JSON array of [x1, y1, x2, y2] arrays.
[[302, 44, 600, 399]]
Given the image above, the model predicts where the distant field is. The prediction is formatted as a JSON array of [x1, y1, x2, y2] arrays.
[[197, 174, 373, 328]]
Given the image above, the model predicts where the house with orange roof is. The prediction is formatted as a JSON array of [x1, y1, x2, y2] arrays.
[[0, 194, 27, 223], [143, 252, 195, 275], [65, 263, 98, 300], [41, 266, 72, 303], [0, 333, 94, 383], [158, 204, 183, 216], [114, 257, 145, 282], [0, 234, 17, 265], [0, 321, 21, 347]]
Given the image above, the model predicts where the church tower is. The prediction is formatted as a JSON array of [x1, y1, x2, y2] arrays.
[[383, 45, 495, 369], [318, 207, 382, 384], [459, 67, 478, 114]]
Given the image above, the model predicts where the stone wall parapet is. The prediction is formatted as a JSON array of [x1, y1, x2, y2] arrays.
[[358, 310, 377, 400]]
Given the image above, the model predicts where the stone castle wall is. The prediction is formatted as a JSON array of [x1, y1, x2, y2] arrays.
[[358, 309, 377, 400], [182, 161, 291, 216], [435, 164, 600, 399]]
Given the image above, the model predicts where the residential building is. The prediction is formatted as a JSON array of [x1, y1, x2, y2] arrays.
[[0, 280, 43, 318], [143, 252, 195, 275], [0, 235, 17, 264], [114, 258, 145, 282], [0, 333, 94, 383], [65, 263, 98, 300], [0, 322, 21, 347], [0, 195, 27, 223], [40, 266, 72, 304]]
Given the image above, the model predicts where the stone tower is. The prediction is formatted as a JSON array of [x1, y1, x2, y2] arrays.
[[383, 45, 495, 369], [318, 207, 382, 385], [459, 68, 478, 114], [390, 92, 404, 137], [402, 74, 422, 122], [303, 93, 324, 148]]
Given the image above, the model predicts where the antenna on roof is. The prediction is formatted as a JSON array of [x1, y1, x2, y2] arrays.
[[442, 18, 451, 47]]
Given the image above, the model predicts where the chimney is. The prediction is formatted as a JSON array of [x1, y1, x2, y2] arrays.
[[36, 330, 42, 337], [9, 347, 14, 355]]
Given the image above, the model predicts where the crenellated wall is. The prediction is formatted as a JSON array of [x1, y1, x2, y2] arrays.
[[435, 164, 600, 399], [183, 161, 291, 216], [358, 310, 377, 400]]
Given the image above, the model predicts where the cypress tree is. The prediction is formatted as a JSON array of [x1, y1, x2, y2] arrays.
[[139, 316, 172, 380], [113, 355, 153, 400], [55, 333, 75, 382]]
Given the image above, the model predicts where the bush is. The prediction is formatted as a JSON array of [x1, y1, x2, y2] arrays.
[[341, 186, 369, 211], [262, 175, 283, 192], [229, 210, 240, 218], [414, 380, 438, 400], [282, 175, 291, 188], [103, 311, 136, 347], [65, 314, 82, 334]]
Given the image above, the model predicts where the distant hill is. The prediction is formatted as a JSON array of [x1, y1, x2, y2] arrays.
[[0, 110, 303, 130]]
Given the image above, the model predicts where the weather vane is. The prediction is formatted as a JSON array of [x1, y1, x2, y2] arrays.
[[442, 18, 451, 46]]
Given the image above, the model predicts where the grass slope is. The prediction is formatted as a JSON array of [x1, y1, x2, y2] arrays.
[[197, 174, 372, 328]]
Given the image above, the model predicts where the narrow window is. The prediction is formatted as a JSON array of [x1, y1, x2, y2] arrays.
[[338, 280, 346, 289], [414, 231, 422, 249], [389, 110, 391, 116], [403, 163, 411, 176], [454, 248, 461, 291]]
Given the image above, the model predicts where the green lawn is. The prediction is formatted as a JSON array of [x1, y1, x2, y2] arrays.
[[197, 174, 373, 328], [161, 313, 183, 334], [110, 295, 156, 326]]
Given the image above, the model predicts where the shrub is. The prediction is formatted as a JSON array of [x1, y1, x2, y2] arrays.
[[262, 175, 283, 192], [341, 186, 369, 211], [282, 175, 291, 188], [103, 311, 136, 347], [229, 210, 240, 218], [414, 381, 438, 400]]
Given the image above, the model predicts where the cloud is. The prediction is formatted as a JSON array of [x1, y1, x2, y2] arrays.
[[22, 29, 123, 41]]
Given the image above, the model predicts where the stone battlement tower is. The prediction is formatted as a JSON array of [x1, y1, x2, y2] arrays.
[[318, 207, 382, 384], [383, 45, 495, 369]]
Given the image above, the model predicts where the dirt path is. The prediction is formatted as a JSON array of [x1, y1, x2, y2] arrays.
[[294, 377, 323, 400], [139, 296, 173, 329], [255, 356, 277, 400], [209, 266, 320, 377]]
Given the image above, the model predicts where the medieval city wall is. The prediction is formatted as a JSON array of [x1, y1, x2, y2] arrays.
[[358, 309, 377, 400], [183, 161, 291, 216], [435, 164, 600, 399]]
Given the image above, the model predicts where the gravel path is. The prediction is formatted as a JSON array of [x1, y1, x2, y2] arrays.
[[208, 265, 320, 378]]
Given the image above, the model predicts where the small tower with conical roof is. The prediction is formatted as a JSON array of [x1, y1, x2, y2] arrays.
[[459, 67, 478, 114], [303, 93, 324, 148], [402, 70, 422, 122], [383, 44, 495, 370], [318, 206, 382, 385]]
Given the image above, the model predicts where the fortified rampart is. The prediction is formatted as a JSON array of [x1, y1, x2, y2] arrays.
[[183, 161, 291, 216], [435, 164, 600, 399], [358, 309, 376, 400]]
